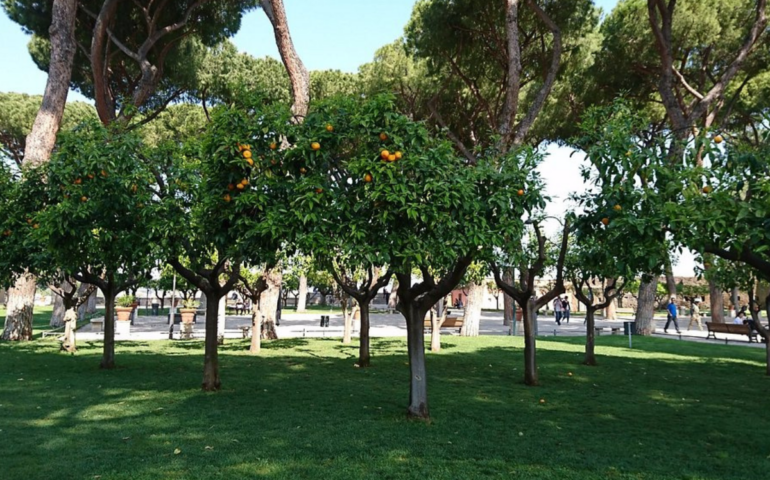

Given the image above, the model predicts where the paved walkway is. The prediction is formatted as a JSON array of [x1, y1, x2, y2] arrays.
[[74, 310, 767, 348]]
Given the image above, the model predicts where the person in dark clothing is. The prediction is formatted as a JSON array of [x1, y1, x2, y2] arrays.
[[664, 297, 681, 334]]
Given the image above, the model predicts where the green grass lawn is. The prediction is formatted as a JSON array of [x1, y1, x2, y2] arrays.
[[1, 322, 769, 479]]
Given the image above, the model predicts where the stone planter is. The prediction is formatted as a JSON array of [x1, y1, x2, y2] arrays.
[[116, 306, 133, 322], [180, 308, 196, 324]]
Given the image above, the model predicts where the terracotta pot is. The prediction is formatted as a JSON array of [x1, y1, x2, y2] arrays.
[[180, 308, 196, 324], [116, 306, 133, 321]]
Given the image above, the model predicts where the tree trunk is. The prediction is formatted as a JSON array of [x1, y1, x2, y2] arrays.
[[603, 298, 616, 320], [342, 296, 352, 344], [100, 287, 116, 369], [260, 268, 281, 340], [709, 279, 725, 323], [634, 277, 658, 335], [86, 289, 97, 313], [77, 283, 90, 320], [358, 302, 371, 367], [2, 273, 36, 341], [249, 302, 261, 354], [62, 307, 78, 353], [430, 306, 448, 353], [3, 0, 78, 341], [584, 307, 596, 366], [765, 338, 770, 377], [388, 287, 398, 310], [202, 292, 221, 391], [401, 302, 430, 420], [297, 274, 308, 312], [460, 281, 484, 336], [731, 287, 740, 314], [51, 289, 66, 328], [522, 297, 538, 386], [503, 270, 514, 326], [664, 258, 677, 301]]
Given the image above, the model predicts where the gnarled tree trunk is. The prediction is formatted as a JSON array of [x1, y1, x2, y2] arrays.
[[2, 273, 36, 341], [709, 279, 725, 323], [460, 281, 484, 336], [62, 307, 78, 353], [50, 286, 66, 328], [260, 268, 281, 340], [297, 274, 308, 312], [503, 269, 514, 326], [202, 292, 221, 391], [3, 0, 78, 341], [634, 277, 658, 335]]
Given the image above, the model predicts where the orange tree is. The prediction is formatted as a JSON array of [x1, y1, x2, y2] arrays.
[[0, 121, 158, 367], [157, 97, 289, 391], [280, 95, 530, 420]]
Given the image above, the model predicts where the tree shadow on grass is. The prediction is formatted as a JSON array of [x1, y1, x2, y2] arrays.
[[0, 339, 768, 480]]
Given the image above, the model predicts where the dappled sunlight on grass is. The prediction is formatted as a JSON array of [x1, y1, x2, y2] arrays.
[[1, 333, 769, 479]]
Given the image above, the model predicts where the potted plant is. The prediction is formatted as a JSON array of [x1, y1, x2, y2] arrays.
[[116, 295, 136, 321], [180, 298, 198, 324]]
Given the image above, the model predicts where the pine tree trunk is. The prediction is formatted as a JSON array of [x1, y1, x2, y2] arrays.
[[4, 1, 78, 339], [584, 307, 596, 366], [100, 288, 116, 369], [297, 274, 308, 312], [523, 297, 538, 386], [634, 277, 658, 335], [202, 292, 221, 391], [503, 270, 514, 326], [51, 289, 66, 328], [62, 307, 78, 353], [709, 279, 725, 323], [86, 289, 97, 313], [2, 273, 36, 341], [460, 281, 484, 336], [249, 303, 261, 354], [358, 302, 371, 367], [260, 268, 281, 340], [402, 302, 430, 420]]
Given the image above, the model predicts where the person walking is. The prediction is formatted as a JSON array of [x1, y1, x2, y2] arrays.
[[561, 297, 571, 323], [664, 296, 681, 334], [688, 298, 703, 330], [553, 297, 563, 326]]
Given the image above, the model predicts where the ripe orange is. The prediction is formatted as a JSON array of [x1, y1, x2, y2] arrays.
[[702, 186, 712, 194], [714, 134, 724, 144], [247, 158, 254, 166], [601, 217, 609, 225], [311, 142, 321, 151], [395, 151, 403, 160], [388, 154, 396, 162], [236, 183, 245, 190], [269, 142, 278, 150], [33, 224, 39, 229], [2, 230, 10, 236], [87, 174, 94, 179], [517, 189, 524, 196], [241, 178, 249, 186], [238, 144, 245, 152], [315, 187, 324, 194], [74, 178, 82, 185], [326, 124, 334, 132], [223, 194, 231, 202], [380, 150, 390, 160], [300, 167, 307, 174], [243, 150, 252, 159], [101, 170, 108, 177], [364, 173, 373, 183], [379, 133, 388, 141], [81, 196, 87, 202], [613, 204, 622, 211], [26, 218, 32, 224], [227, 184, 235, 191]]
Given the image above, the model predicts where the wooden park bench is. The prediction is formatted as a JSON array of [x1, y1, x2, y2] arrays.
[[90, 318, 104, 332], [706, 322, 758, 343], [594, 326, 622, 335], [423, 316, 464, 334]]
